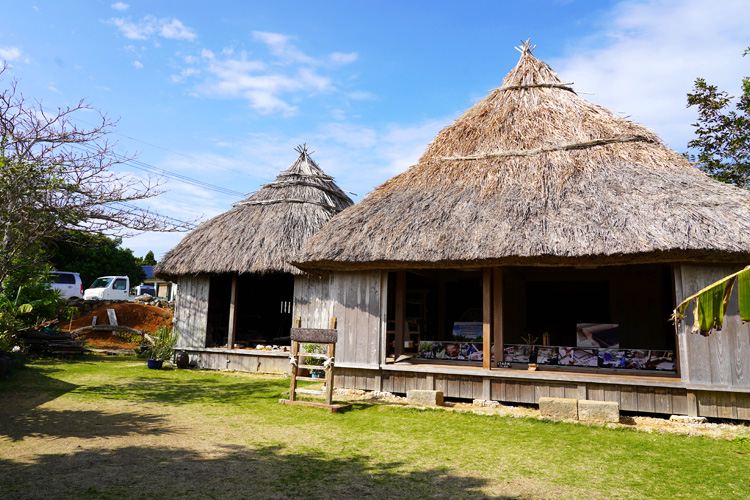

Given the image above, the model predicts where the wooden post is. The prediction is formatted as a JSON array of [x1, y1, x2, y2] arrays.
[[395, 270, 406, 358], [227, 274, 238, 349], [493, 268, 504, 369], [326, 316, 338, 405], [482, 268, 492, 370], [289, 340, 299, 402], [325, 340, 336, 405]]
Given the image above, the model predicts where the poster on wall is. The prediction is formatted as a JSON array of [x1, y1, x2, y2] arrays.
[[536, 347, 560, 365], [644, 351, 675, 371], [576, 323, 620, 348], [598, 349, 627, 369], [623, 349, 649, 369], [559, 347, 598, 367], [452, 322, 483, 340], [417, 341, 488, 361]]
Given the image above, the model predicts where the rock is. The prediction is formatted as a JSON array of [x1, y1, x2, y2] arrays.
[[578, 400, 620, 423], [473, 399, 500, 408], [539, 397, 578, 420], [407, 389, 444, 407], [669, 415, 708, 424]]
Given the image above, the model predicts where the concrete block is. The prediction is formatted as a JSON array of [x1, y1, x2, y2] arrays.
[[539, 397, 578, 420], [407, 389, 444, 407], [578, 400, 620, 423]]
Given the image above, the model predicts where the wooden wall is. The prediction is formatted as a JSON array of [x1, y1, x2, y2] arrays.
[[338, 367, 750, 419], [675, 264, 750, 389], [294, 271, 383, 368], [174, 275, 210, 349]]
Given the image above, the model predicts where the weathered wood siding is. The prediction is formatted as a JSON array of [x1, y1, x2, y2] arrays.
[[174, 275, 210, 349], [183, 348, 289, 374], [675, 264, 750, 389], [294, 271, 382, 368]]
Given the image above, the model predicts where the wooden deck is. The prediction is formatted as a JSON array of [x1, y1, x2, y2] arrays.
[[178, 347, 750, 421], [335, 359, 750, 420]]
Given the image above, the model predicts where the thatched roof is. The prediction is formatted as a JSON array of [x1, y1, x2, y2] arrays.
[[295, 45, 750, 272], [155, 146, 353, 279]]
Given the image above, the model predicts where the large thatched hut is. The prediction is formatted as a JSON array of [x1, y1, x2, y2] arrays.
[[155, 146, 352, 370], [291, 44, 750, 420]]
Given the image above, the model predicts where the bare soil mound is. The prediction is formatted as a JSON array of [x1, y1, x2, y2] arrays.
[[65, 302, 173, 350]]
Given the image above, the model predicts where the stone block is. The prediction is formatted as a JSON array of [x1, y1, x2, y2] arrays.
[[407, 389, 444, 407], [539, 397, 578, 420], [578, 400, 620, 423]]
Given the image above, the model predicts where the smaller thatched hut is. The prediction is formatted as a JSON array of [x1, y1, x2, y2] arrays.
[[155, 145, 352, 356]]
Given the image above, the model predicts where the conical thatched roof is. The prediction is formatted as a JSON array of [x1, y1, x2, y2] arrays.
[[155, 146, 353, 279], [295, 45, 750, 272]]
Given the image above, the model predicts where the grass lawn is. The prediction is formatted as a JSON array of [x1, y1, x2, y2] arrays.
[[1, 356, 749, 500]]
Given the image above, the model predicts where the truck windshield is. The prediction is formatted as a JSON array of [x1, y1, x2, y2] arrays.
[[89, 277, 113, 289]]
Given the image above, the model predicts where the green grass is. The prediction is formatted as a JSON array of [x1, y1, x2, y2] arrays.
[[1, 355, 749, 499]]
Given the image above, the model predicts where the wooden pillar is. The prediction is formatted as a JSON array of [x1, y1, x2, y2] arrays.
[[395, 270, 406, 358], [227, 274, 238, 349], [493, 268, 504, 368], [482, 268, 492, 370]]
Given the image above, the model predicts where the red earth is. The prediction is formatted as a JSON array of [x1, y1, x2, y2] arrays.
[[64, 302, 173, 350]]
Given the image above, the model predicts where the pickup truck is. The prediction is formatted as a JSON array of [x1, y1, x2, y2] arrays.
[[83, 276, 131, 301]]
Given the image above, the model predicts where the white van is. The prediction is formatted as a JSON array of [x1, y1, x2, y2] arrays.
[[48, 272, 83, 300], [83, 276, 131, 301]]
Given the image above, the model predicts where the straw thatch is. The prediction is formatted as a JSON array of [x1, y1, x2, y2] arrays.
[[154, 146, 353, 279], [295, 46, 750, 271]]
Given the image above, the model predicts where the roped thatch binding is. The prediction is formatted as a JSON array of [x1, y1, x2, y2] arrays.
[[294, 44, 750, 272], [154, 146, 353, 280]]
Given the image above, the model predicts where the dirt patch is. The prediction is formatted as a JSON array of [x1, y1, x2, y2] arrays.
[[63, 302, 173, 350]]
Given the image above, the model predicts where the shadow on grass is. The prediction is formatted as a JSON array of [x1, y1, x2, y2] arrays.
[[0, 407, 177, 442], [0, 443, 521, 500], [74, 377, 289, 405]]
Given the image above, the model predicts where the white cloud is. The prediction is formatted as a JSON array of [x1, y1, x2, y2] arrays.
[[111, 2, 129, 11], [158, 18, 197, 41], [551, 0, 750, 152], [171, 32, 364, 115], [0, 46, 23, 62], [252, 31, 317, 65], [330, 52, 357, 64], [109, 15, 196, 42], [133, 60, 143, 69], [188, 51, 332, 114]]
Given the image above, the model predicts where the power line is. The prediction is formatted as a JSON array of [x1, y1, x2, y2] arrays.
[[69, 142, 246, 198]]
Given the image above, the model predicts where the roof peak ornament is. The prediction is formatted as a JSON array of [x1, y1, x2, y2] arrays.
[[515, 38, 536, 56], [295, 143, 315, 157]]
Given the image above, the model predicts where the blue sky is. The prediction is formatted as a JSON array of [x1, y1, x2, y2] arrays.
[[2, 0, 748, 259]]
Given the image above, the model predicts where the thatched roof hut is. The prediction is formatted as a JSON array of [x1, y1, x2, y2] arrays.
[[295, 45, 750, 271], [155, 146, 353, 280]]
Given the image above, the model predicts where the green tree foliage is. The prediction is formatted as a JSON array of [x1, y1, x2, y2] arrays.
[[686, 49, 750, 189], [136, 250, 157, 266], [50, 232, 146, 289], [0, 65, 193, 296]]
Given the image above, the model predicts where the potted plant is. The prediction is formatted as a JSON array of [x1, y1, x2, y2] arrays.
[[302, 343, 326, 378], [146, 326, 177, 369]]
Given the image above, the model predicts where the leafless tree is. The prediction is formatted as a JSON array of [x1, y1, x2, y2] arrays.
[[0, 65, 194, 292]]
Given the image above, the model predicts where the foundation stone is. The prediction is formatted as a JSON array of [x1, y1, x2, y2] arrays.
[[407, 389, 444, 407], [578, 400, 620, 423], [539, 397, 578, 420]]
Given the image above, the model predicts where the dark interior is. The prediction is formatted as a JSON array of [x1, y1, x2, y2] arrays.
[[206, 273, 294, 347], [386, 264, 676, 358]]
